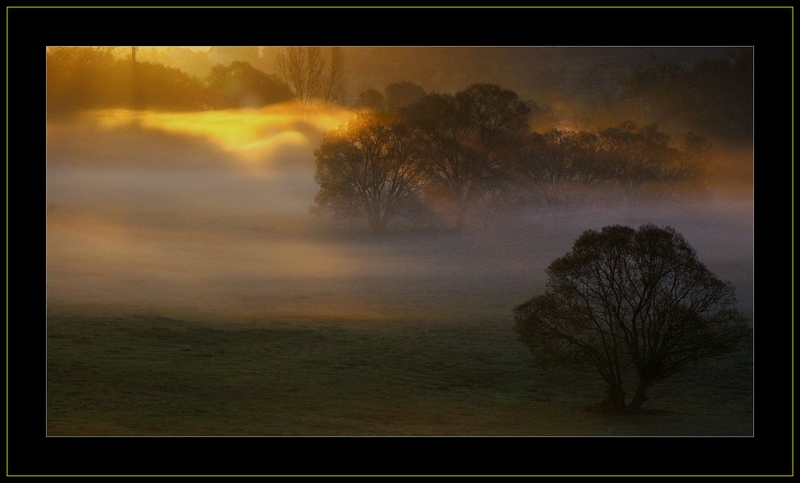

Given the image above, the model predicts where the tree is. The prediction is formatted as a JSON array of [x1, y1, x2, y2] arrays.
[[321, 46, 347, 105], [205, 61, 293, 108], [385, 81, 426, 110], [596, 121, 700, 205], [406, 83, 530, 230], [46, 46, 206, 113], [355, 88, 386, 111], [276, 47, 347, 107], [619, 53, 753, 141], [513, 224, 750, 415], [276, 47, 325, 107], [313, 111, 427, 233], [47, 46, 121, 112], [517, 128, 602, 210]]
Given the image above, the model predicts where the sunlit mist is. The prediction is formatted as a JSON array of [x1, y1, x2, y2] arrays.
[[46, 46, 753, 326]]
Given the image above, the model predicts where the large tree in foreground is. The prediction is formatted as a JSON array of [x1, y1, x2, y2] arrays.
[[513, 224, 750, 414]]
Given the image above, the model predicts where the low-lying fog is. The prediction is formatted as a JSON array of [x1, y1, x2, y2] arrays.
[[46, 106, 754, 325]]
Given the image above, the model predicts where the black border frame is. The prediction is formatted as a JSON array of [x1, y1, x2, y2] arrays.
[[10, 5, 793, 477]]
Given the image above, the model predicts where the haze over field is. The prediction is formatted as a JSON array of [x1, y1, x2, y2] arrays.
[[46, 102, 753, 325]]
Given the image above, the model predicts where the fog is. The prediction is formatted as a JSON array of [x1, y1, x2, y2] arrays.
[[46, 105, 753, 325]]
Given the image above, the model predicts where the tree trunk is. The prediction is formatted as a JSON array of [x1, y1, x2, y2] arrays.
[[368, 215, 388, 234], [626, 378, 651, 414], [606, 384, 627, 414], [454, 199, 469, 232]]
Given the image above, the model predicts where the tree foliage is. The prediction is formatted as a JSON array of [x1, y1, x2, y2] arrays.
[[405, 83, 531, 229], [47, 47, 207, 113], [595, 121, 701, 204], [513, 224, 750, 414], [313, 111, 428, 233], [205, 61, 293, 108], [313, 83, 710, 232], [355, 88, 386, 111], [517, 129, 602, 209], [384, 81, 426, 110], [514, 122, 706, 214], [620, 49, 753, 141]]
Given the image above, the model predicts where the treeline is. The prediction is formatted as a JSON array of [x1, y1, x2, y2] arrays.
[[616, 51, 753, 142], [313, 83, 710, 233], [47, 47, 752, 145], [346, 48, 753, 143], [46, 47, 296, 113]]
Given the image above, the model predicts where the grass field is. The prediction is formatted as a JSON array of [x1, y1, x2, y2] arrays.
[[46, 311, 753, 437]]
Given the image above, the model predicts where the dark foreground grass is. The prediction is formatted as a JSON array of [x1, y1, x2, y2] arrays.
[[46, 314, 753, 436]]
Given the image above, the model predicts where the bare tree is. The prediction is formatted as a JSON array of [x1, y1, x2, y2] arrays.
[[321, 46, 347, 105], [276, 47, 325, 107], [276, 46, 346, 107]]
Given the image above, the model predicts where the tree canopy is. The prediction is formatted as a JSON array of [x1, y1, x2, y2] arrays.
[[47, 47, 207, 113], [313, 111, 428, 233], [405, 83, 531, 230], [205, 61, 293, 109], [513, 224, 750, 414], [313, 83, 711, 232]]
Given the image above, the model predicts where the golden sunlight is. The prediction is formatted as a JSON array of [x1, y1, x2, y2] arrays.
[[76, 105, 354, 175]]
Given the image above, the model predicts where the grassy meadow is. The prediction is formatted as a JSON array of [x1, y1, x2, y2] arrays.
[[46, 298, 753, 437]]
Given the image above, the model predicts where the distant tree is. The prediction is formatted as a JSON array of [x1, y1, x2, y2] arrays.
[[46, 46, 206, 113], [384, 81, 426, 110], [620, 51, 753, 141], [276, 47, 347, 107], [320, 46, 347, 105], [513, 224, 750, 415], [46, 46, 121, 112], [313, 111, 427, 233], [205, 61, 293, 108], [355, 88, 386, 111], [517, 129, 602, 209], [407, 83, 530, 230], [132, 61, 206, 110], [596, 121, 700, 205], [276, 46, 325, 107]]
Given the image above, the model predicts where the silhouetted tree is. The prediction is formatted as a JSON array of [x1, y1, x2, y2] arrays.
[[355, 88, 386, 111], [46, 47, 207, 113], [313, 111, 427, 233], [321, 47, 347, 105], [205, 61, 293, 108], [385, 81, 426, 110], [276, 47, 325, 107], [46, 46, 121, 112], [517, 128, 602, 209], [128, 61, 206, 110], [407, 83, 530, 230], [620, 51, 753, 141], [276, 47, 347, 107], [514, 224, 750, 414], [596, 122, 701, 205]]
